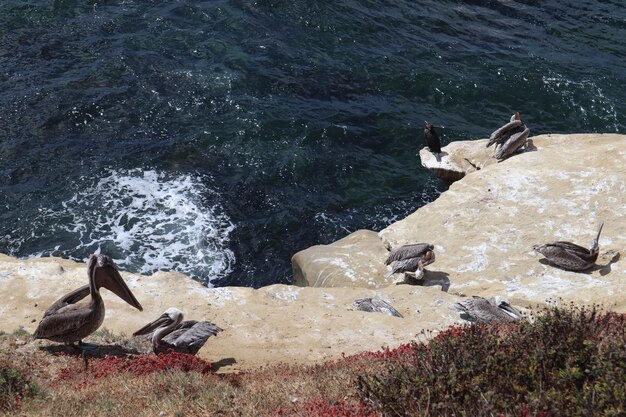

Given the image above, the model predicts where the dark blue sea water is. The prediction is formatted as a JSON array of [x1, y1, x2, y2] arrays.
[[1, 1, 624, 287]]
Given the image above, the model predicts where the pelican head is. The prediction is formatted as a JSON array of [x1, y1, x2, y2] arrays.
[[133, 308, 184, 337], [493, 296, 522, 320], [421, 250, 436, 268], [133, 308, 184, 351], [91, 254, 143, 311]]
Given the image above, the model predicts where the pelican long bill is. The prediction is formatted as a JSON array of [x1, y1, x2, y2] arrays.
[[133, 313, 174, 336], [94, 263, 143, 311]]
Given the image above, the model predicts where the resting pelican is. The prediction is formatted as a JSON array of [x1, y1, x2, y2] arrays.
[[533, 221, 604, 271], [133, 308, 223, 355], [451, 296, 522, 323], [33, 254, 143, 348], [353, 298, 403, 318], [384, 243, 435, 281], [487, 112, 530, 160]]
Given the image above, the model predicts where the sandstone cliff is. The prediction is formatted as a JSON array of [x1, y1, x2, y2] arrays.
[[1, 134, 624, 372], [0, 254, 459, 371]]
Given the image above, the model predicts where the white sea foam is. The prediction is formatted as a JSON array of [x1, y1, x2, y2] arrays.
[[47, 168, 235, 286]]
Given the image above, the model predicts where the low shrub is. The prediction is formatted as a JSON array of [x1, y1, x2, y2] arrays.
[[56, 350, 213, 383], [357, 305, 626, 417], [0, 361, 35, 411]]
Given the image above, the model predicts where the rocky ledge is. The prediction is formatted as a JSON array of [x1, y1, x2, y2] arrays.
[[0, 254, 459, 372], [1, 134, 625, 372]]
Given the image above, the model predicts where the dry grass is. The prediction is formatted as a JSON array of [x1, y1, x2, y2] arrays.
[[0, 330, 375, 417]]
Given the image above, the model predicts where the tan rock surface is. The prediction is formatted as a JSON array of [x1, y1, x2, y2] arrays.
[[0, 253, 458, 372], [383, 134, 626, 311], [419, 137, 539, 183], [419, 138, 497, 182], [292, 229, 391, 288]]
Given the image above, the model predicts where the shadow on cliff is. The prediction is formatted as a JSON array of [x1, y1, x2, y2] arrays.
[[39, 342, 140, 358], [419, 270, 450, 292], [594, 250, 620, 276], [211, 357, 237, 373]]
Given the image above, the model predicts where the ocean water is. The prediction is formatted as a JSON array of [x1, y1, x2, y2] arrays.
[[0, 1, 624, 287]]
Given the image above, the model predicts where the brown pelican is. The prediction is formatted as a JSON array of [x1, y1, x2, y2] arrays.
[[533, 222, 604, 271], [424, 121, 442, 154], [133, 308, 223, 355], [451, 296, 522, 323], [487, 112, 530, 160], [353, 298, 403, 318], [486, 112, 522, 148], [33, 254, 143, 348], [385, 243, 435, 282]]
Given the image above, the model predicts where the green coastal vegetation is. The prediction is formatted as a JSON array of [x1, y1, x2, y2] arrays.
[[1, 304, 624, 416]]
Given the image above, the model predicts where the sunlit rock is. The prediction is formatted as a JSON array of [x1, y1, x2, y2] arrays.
[[385, 134, 625, 312], [419, 138, 496, 183], [291, 229, 390, 288]]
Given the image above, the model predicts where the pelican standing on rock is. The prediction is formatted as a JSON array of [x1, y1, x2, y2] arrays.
[[424, 121, 442, 155], [385, 243, 435, 283], [487, 112, 530, 160], [451, 296, 522, 323], [353, 298, 403, 318], [33, 254, 143, 349], [533, 221, 604, 271], [133, 308, 223, 355]]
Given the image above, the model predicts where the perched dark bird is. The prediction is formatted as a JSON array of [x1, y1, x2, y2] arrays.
[[133, 308, 223, 355], [352, 298, 403, 318], [424, 121, 442, 154], [533, 222, 604, 271], [33, 254, 143, 350], [384, 243, 435, 280], [451, 296, 522, 323], [487, 112, 530, 160]]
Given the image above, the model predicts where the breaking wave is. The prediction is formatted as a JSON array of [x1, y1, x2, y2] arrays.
[[42, 169, 235, 286]]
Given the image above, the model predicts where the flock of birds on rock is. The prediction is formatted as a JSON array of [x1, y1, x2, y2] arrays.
[[354, 220, 606, 323], [424, 112, 531, 161], [32, 210, 608, 352], [380, 112, 604, 322], [30, 113, 609, 355]]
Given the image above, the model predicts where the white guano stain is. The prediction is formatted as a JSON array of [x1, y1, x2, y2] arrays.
[[455, 242, 489, 272], [203, 287, 237, 307], [272, 288, 301, 303]]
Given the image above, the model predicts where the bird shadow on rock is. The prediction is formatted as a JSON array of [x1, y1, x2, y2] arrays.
[[434, 151, 448, 162], [211, 357, 237, 373], [418, 270, 450, 292], [40, 343, 140, 358], [593, 250, 620, 276]]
